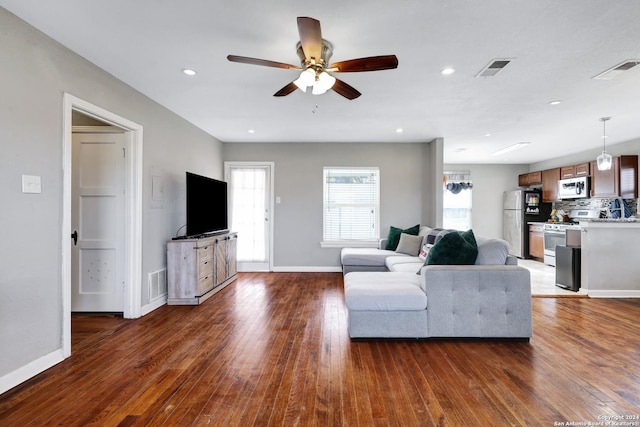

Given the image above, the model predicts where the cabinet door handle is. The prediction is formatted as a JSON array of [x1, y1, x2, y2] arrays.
[[71, 230, 78, 246]]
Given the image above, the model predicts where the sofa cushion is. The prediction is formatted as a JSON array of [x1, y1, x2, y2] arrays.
[[341, 248, 403, 267], [418, 225, 433, 237], [395, 233, 423, 256], [426, 229, 478, 265], [344, 272, 427, 311], [475, 237, 510, 265], [385, 224, 420, 250], [390, 262, 424, 273], [386, 255, 421, 271]]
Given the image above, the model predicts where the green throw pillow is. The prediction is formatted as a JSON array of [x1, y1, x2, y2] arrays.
[[385, 224, 420, 250], [426, 229, 478, 265]]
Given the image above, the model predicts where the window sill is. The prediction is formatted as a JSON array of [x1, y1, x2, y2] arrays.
[[320, 240, 379, 249]]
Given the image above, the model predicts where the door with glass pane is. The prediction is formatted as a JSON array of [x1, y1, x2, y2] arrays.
[[225, 162, 273, 271]]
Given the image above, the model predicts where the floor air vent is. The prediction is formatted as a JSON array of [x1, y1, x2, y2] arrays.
[[476, 59, 512, 77], [148, 269, 167, 302]]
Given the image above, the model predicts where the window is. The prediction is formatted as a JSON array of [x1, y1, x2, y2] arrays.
[[443, 171, 473, 231], [322, 167, 380, 246]]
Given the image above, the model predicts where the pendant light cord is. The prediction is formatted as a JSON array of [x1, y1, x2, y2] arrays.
[[601, 116, 611, 152]]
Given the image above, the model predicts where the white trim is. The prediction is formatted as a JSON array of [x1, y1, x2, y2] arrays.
[[224, 161, 275, 272], [320, 240, 379, 248], [587, 290, 640, 298], [141, 297, 169, 316], [63, 94, 144, 361], [0, 350, 64, 395], [272, 266, 343, 273]]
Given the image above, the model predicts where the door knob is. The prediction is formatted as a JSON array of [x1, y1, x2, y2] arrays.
[[71, 230, 78, 246]]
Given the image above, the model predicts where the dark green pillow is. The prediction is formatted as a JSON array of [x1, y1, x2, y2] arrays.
[[385, 224, 420, 250], [426, 229, 478, 265]]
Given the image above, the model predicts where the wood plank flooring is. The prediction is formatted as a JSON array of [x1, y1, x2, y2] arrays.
[[1, 272, 640, 426]]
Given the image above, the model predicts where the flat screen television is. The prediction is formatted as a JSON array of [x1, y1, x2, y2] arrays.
[[186, 172, 228, 237]]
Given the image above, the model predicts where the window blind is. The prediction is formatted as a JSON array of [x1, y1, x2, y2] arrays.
[[323, 167, 380, 241]]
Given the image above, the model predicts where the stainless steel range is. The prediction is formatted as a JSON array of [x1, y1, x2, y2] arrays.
[[543, 209, 598, 266]]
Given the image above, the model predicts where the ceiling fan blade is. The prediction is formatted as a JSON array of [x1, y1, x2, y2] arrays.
[[297, 17, 323, 62], [227, 55, 301, 70], [329, 55, 399, 72], [332, 78, 361, 100], [274, 82, 299, 97]]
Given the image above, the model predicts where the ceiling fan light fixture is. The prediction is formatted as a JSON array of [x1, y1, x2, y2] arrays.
[[596, 117, 613, 171], [312, 71, 336, 95], [294, 68, 316, 92]]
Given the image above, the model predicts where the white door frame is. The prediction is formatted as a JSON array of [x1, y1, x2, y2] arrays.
[[62, 93, 143, 357], [224, 161, 274, 272]]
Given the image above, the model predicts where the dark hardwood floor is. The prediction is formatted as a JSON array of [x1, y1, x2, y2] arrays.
[[1, 272, 640, 426]]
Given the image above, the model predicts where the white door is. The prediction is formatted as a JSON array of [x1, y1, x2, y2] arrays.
[[225, 162, 273, 271], [71, 131, 126, 311]]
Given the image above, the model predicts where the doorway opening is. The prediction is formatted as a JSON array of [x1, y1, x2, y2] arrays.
[[62, 94, 143, 357]]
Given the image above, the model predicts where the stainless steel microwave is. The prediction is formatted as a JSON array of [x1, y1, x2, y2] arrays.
[[558, 176, 589, 199]]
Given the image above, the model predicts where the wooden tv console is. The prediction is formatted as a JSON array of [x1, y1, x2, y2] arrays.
[[167, 231, 237, 305]]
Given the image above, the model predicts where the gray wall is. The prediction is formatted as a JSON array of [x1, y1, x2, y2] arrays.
[[444, 164, 529, 239], [0, 8, 222, 382], [224, 142, 438, 269]]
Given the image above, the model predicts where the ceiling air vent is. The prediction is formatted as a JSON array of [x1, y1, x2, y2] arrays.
[[476, 59, 512, 77], [593, 60, 640, 80]]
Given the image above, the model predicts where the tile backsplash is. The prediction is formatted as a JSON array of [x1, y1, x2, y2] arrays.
[[555, 198, 638, 218]]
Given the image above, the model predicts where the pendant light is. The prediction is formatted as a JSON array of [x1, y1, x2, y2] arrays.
[[596, 117, 612, 171]]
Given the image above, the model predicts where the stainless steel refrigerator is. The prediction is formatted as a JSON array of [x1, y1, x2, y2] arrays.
[[502, 189, 550, 258]]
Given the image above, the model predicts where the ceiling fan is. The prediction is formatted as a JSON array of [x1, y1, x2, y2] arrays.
[[227, 17, 398, 100]]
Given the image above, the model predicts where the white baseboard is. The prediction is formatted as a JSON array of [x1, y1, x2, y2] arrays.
[[140, 295, 167, 316], [272, 266, 343, 273], [0, 349, 65, 395], [587, 290, 640, 298]]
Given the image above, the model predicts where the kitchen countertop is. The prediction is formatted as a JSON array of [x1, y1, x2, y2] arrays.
[[579, 219, 640, 229], [580, 217, 640, 223]]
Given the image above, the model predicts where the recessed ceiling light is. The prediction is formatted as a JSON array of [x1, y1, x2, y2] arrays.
[[441, 67, 455, 75], [549, 100, 562, 105], [182, 68, 197, 76], [396, 128, 404, 133], [248, 129, 255, 134], [484, 133, 492, 137]]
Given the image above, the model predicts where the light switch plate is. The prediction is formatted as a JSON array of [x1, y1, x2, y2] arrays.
[[22, 175, 42, 194]]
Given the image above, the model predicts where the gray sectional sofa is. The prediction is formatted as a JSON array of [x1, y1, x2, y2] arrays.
[[341, 228, 533, 340]]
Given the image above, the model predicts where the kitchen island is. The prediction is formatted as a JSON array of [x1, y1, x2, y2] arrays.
[[580, 219, 640, 297]]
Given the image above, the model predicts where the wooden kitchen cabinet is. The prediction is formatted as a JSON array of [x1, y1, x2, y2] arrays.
[[518, 171, 542, 186], [574, 162, 590, 176], [560, 165, 575, 178], [541, 168, 560, 202], [529, 224, 544, 260], [590, 155, 638, 198], [560, 162, 590, 178]]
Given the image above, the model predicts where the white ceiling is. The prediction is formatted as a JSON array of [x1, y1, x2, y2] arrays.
[[3, 0, 640, 164]]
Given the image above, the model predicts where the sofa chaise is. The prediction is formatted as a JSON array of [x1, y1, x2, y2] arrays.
[[341, 228, 532, 339]]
